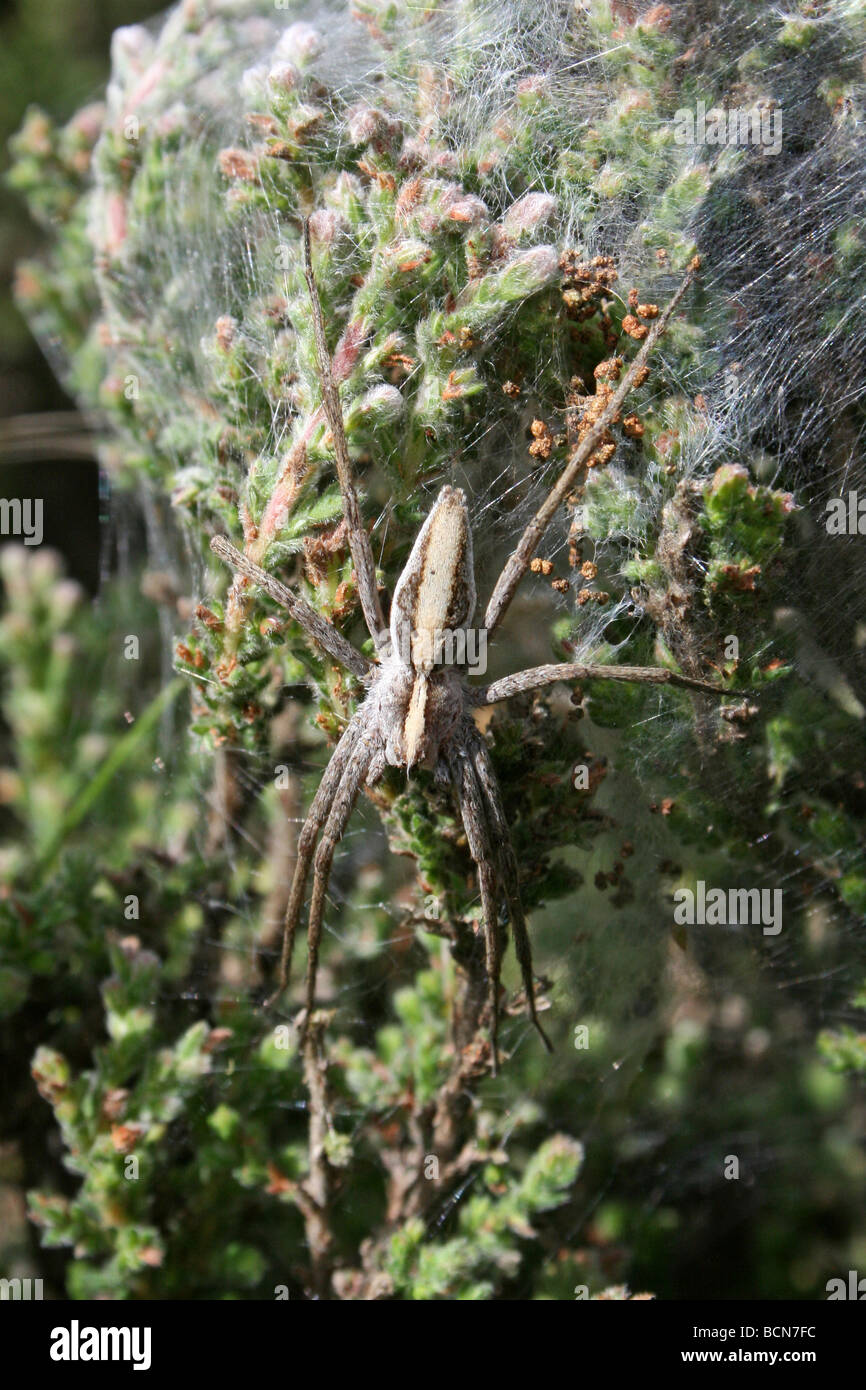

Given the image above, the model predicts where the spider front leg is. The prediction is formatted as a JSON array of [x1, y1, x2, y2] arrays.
[[210, 535, 371, 680], [474, 661, 727, 706]]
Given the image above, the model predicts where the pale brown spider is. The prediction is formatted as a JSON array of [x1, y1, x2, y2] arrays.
[[211, 225, 717, 1071]]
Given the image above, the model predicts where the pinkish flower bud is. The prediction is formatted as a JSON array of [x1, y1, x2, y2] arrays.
[[516, 74, 548, 101], [218, 148, 259, 183], [274, 23, 321, 67], [388, 238, 433, 274], [439, 185, 489, 227], [17, 109, 53, 157], [308, 208, 343, 246], [267, 61, 300, 93], [126, 57, 169, 113], [27, 550, 61, 583], [110, 25, 153, 78], [711, 463, 750, 489], [619, 88, 653, 115], [53, 580, 84, 621], [67, 103, 105, 145], [215, 316, 237, 351], [399, 137, 428, 169], [430, 149, 460, 175], [104, 193, 128, 256], [446, 195, 489, 225], [332, 319, 368, 383], [641, 4, 673, 31], [501, 192, 557, 239], [331, 171, 365, 206], [347, 105, 390, 145]]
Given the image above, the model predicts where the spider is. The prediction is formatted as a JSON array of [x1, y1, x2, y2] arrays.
[[211, 225, 717, 1072]]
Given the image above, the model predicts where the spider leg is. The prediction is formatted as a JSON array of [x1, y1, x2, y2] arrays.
[[303, 220, 387, 651], [266, 711, 368, 1008], [301, 728, 378, 1030], [446, 739, 505, 1075], [483, 261, 699, 637], [473, 661, 725, 706], [366, 746, 387, 786], [211, 535, 371, 680], [468, 727, 554, 1054]]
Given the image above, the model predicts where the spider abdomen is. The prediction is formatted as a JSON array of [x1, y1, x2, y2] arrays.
[[389, 485, 477, 672]]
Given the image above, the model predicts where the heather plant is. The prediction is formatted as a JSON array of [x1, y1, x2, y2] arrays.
[[3, 0, 866, 1300]]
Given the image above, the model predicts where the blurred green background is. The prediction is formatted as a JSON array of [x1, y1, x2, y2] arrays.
[[0, 0, 164, 586]]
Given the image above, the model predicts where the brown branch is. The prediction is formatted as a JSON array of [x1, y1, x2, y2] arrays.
[[483, 259, 700, 637], [303, 219, 387, 648], [301, 1012, 336, 1297]]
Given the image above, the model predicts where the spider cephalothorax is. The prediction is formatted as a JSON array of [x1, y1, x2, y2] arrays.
[[210, 223, 718, 1072]]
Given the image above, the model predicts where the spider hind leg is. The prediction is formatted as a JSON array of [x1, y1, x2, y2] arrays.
[[265, 712, 367, 1009], [447, 740, 505, 1075], [300, 728, 378, 1033], [469, 729, 554, 1055]]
